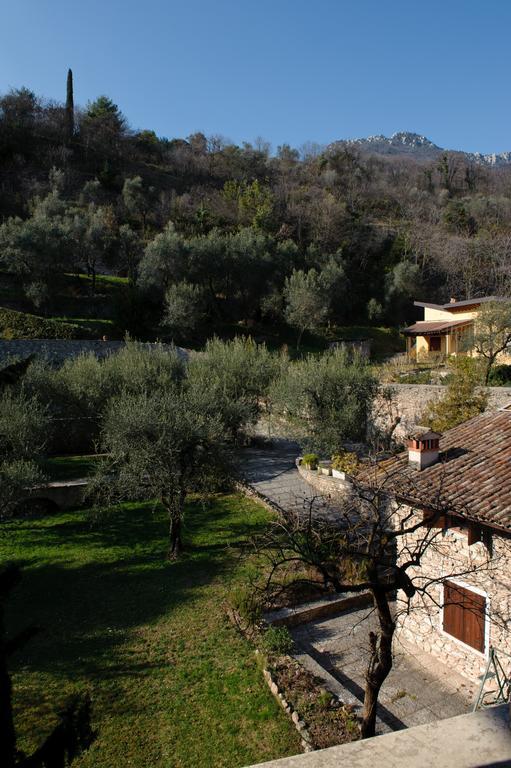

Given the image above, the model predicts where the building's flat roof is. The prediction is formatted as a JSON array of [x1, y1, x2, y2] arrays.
[[402, 319, 471, 336], [414, 296, 509, 311]]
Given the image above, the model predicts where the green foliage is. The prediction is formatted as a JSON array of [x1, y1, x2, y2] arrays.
[[260, 626, 294, 655], [301, 453, 319, 469], [163, 281, 206, 335], [271, 348, 377, 454], [423, 357, 488, 432], [284, 268, 328, 347], [487, 363, 511, 386], [471, 300, 511, 383], [188, 336, 281, 441], [331, 450, 359, 475], [229, 583, 262, 625], [0, 307, 85, 339], [367, 298, 384, 322]]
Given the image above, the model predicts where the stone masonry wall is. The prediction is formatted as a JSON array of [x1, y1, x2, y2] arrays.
[[371, 383, 511, 444], [296, 462, 352, 501], [0, 339, 186, 365], [394, 504, 511, 682], [295, 465, 511, 684]]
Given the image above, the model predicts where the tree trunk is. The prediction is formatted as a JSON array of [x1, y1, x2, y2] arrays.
[[167, 514, 182, 560], [361, 586, 395, 739], [165, 493, 185, 560]]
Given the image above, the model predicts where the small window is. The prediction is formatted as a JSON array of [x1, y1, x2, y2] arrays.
[[443, 581, 486, 653]]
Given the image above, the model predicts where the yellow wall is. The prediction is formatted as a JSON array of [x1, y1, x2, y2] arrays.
[[423, 306, 478, 322]]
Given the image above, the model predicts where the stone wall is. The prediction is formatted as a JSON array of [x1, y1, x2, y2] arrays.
[[0, 339, 187, 365], [394, 504, 511, 683], [371, 383, 511, 444], [295, 464, 511, 684], [296, 462, 352, 502]]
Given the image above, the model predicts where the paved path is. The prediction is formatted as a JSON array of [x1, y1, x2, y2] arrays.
[[238, 442, 474, 733], [291, 605, 475, 732], [238, 440, 338, 521]]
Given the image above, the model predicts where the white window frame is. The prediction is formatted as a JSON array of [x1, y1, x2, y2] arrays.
[[439, 578, 490, 658]]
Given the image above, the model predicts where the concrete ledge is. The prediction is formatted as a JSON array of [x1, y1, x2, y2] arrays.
[[245, 703, 511, 768], [265, 593, 372, 629]]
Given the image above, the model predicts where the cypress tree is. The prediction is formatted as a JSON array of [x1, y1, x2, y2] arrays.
[[65, 68, 74, 140]]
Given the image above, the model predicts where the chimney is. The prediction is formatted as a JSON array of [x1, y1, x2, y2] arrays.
[[407, 428, 442, 470]]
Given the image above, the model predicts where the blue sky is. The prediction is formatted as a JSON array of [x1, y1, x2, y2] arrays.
[[2, 0, 510, 154]]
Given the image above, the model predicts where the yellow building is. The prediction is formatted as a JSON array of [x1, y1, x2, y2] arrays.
[[403, 296, 507, 361]]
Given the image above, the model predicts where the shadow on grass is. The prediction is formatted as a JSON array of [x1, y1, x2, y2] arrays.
[[4, 495, 269, 678]]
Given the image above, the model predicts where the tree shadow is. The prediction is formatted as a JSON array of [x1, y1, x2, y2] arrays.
[[4, 496, 269, 679]]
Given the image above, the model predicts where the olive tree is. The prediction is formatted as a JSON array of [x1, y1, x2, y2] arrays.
[[0, 388, 48, 519], [188, 337, 282, 443], [270, 348, 377, 454], [91, 385, 226, 559], [471, 299, 511, 384], [284, 268, 328, 349], [163, 281, 206, 337]]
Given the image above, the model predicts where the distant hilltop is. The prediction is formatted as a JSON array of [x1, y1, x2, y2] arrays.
[[327, 131, 511, 167]]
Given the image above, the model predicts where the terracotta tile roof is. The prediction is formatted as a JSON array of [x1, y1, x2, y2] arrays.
[[402, 319, 472, 336], [361, 409, 511, 531]]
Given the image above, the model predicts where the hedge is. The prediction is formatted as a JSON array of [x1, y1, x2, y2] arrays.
[[0, 307, 88, 340]]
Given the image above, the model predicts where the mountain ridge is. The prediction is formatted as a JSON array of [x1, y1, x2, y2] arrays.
[[328, 131, 511, 166]]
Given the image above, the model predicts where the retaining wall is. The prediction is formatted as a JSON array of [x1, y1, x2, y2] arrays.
[[0, 339, 187, 365], [371, 382, 511, 444]]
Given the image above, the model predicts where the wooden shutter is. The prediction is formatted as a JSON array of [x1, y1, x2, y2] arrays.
[[443, 581, 486, 653]]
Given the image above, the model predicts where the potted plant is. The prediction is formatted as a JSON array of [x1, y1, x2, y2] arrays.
[[301, 453, 319, 471], [331, 451, 359, 480], [318, 460, 332, 476]]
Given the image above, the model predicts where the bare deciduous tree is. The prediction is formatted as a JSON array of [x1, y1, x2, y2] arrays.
[[250, 475, 504, 738]]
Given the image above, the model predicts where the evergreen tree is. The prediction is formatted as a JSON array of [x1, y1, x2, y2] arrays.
[[65, 68, 74, 141]]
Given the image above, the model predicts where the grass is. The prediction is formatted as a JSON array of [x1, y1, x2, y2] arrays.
[[39, 454, 101, 481], [1, 494, 301, 768]]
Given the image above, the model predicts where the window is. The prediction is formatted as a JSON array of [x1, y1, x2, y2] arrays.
[[429, 336, 441, 352], [443, 581, 486, 653]]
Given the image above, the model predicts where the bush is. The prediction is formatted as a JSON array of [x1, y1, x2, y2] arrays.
[[301, 453, 319, 469], [487, 364, 511, 387], [331, 450, 358, 475], [0, 307, 87, 339], [260, 625, 294, 655], [423, 357, 487, 432], [229, 584, 262, 626]]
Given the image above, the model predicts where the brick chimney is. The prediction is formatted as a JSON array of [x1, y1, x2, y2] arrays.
[[407, 428, 442, 470]]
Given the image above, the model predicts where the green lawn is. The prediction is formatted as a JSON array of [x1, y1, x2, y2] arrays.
[[40, 454, 101, 481], [2, 495, 301, 767]]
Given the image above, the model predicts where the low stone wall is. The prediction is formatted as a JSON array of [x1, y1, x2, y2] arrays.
[[0, 339, 187, 365], [371, 383, 511, 444], [296, 462, 352, 503]]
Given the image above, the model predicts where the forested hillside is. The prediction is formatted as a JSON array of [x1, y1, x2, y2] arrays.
[[1, 72, 511, 346]]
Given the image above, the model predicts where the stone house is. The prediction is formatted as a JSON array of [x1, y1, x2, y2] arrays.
[[372, 409, 511, 683], [403, 295, 509, 361]]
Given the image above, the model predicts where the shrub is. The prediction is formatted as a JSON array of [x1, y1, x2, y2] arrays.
[[260, 625, 294, 655], [331, 450, 359, 475], [487, 364, 511, 387], [0, 307, 87, 339], [423, 357, 487, 432], [229, 584, 262, 626], [301, 453, 319, 470]]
